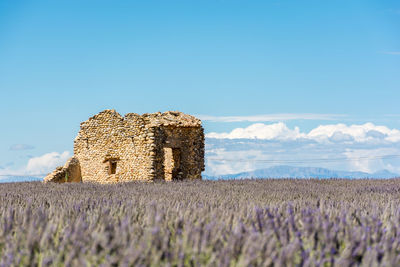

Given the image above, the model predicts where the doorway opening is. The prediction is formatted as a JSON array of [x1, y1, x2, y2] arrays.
[[163, 147, 181, 181]]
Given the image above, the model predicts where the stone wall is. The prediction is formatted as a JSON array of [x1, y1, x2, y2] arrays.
[[152, 126, 205, 180], [71, 109, 204, 183], [74, 110, 154, 183]]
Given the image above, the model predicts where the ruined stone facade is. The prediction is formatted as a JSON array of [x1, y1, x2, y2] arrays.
[[45, 110, 205, 183]]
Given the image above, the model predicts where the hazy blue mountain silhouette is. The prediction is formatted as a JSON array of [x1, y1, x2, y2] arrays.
[[204, 165, 399, 180]]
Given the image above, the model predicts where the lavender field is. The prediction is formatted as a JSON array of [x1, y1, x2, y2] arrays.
[[1, 179, 400, 266]]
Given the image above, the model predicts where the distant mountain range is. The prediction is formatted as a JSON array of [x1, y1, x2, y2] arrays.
[[0, 176, 43, 183], [204, 166, 400, 180], [1, 166, 398, 183]]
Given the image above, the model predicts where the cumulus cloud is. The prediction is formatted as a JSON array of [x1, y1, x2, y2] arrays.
[[206, 122, 400, 144], [329, 132, 354, 143], [25, 151, 70, 175], [307, 123, 400, 143], [9, 144, 35, 151], [206, 123, 304, 140], [198, 113, 344, 122], [204, 122, 400, 176], [205, 137, 400, 176], [0, 151, 71, 177]]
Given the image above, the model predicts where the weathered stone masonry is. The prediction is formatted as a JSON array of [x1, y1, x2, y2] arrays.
[[44, 110, 205, 183]]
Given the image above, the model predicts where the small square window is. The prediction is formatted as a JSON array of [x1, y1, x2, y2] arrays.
[[109, 161, 117, 175]]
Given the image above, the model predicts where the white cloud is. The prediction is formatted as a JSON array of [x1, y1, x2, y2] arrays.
[[308, 123, 400, 143], [0, 151, 70, 177], [198, 113, 344, 123], [206, 148, 266, 175], [343, 148, 400, 173], [206, 122, 304, 140], [205, 138, 400, 176], [206, 122, 400, 144], [205, 122, 400, 176], [26, 151, 70, 175]]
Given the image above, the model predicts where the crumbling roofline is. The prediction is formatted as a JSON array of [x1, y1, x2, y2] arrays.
[[81, 109, 202, 128]]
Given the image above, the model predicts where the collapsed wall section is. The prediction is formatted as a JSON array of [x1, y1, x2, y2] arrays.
[[43, 157, 82, 183]]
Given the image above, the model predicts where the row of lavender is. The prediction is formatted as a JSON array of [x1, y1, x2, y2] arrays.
[[1, 179, 400, 266]]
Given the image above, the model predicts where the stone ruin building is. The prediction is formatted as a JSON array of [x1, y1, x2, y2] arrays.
[[44, 110, 205, 183]]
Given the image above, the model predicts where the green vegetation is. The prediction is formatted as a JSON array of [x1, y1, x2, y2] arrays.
[[1, 179, 400, 266]]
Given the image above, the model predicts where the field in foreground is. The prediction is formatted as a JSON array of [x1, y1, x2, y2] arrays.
[[1, 179, 400, 266]]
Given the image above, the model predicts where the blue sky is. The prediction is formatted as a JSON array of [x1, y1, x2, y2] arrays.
[[0, 0, 399, 178]]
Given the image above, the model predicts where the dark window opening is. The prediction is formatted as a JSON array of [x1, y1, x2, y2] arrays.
[[109, 161, 117, 175]]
